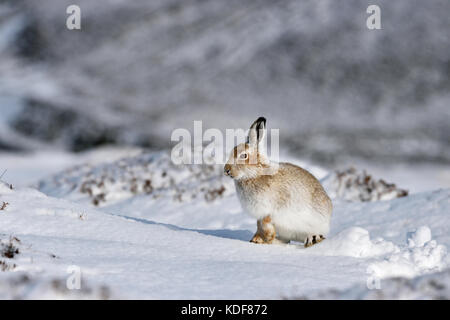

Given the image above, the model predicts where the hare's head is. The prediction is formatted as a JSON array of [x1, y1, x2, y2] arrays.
[[224, 117, 271, 180]]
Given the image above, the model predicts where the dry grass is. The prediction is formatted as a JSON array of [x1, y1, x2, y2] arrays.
[[0, 202, 8, 210]]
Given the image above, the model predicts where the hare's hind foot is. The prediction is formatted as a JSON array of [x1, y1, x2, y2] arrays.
[[304, 235, 325, 248], [250, 216, 277, 244]]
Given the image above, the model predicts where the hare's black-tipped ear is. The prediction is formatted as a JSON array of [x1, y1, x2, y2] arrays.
[[248, 117, 267, 146]]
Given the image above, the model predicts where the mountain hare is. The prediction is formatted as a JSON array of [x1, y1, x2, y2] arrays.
[[224, 117, 332, 247]]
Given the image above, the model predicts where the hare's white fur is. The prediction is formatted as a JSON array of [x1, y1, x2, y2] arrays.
[[234, 162, 331, 242], [224, 117, 332, 244]]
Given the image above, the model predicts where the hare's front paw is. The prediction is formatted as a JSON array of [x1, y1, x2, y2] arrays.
[[304, 235, 325, 248], [250, 216, 277, 244], [250, 233, 266, 244]]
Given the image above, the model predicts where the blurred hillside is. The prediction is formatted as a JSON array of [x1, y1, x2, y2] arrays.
[[0, 0, 449, 165]]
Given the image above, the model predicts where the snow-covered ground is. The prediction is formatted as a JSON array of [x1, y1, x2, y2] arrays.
[[0, 148, 449, 299]]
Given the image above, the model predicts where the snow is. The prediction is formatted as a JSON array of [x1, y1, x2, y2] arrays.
[[408, 226, 432, 248], [306, 268, 450, 300], [367, 234, 446, 280], [309, 227, 398, 258], [1, 149, 449, 299]]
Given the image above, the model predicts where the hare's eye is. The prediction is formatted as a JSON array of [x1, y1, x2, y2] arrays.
[[240, 153, 248, 159]]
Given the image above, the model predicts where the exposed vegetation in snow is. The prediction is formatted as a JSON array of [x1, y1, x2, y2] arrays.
[[322, 167, 409, 202], [38, 151, 234, 206]]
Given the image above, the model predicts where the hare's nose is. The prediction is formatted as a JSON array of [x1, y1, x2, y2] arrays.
[[224, 164, 231, 176]]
